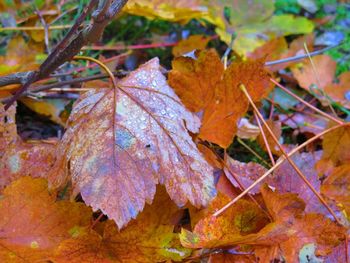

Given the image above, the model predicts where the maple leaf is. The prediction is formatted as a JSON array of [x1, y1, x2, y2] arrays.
[[169, 50, 271, 147], [50, 58, 216, 229], [199, 58, 272, 147], [168, 49, 224, 112], [0, 177, 92, 262], [53, 187, 191, 262], [180, 185, 345, 262]]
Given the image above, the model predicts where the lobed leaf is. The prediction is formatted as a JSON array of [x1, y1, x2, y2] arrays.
[[50, 58, 216, 229]]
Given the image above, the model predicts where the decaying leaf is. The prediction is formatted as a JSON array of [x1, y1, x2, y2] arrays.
[[268, 151, 325, 214], [321, 164, 350, 218], [50, 58, 216, 229], [53, 187, 191, 263], [180, 185, 345, 262], [0, 139, 57, 191], [0, 177, 92, 262]]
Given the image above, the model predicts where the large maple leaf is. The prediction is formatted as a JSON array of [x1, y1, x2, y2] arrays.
[[50, 58, 216, 229]]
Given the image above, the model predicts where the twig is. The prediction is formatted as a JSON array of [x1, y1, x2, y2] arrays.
[[213, 123, 348, 218], [265, 43, 341, 66], [254, 112, 275, 166], [270, 78, 344, 125], [3, 0, 128, 110], [217, 84, 341, 225]]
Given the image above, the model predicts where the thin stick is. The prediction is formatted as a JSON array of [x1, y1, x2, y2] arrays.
[[214, 122, 347, 218], [265, 43, 340, 66], [304, 43, 338, 117], [270, 78, 344, 125], [240, 85, 340, 223], [254, 112, 275, 166]]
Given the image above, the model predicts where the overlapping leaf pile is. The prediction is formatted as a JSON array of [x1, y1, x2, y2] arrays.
[[1, 0, 350, 262]]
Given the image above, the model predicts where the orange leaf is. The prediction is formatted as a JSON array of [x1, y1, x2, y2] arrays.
[[200, 58, 271, 147], [53, 188, 191, 262], [321, 164, 350, 217], [321, 125, 350, 166], [324, 71, 350, 109], [172, 35, 211, 57], [291, 55, 336, 91], [168, 49, 224, 112], [180, 186, 345, 262], [0, 177, 92, 262], [50, 58, 216, 229], [0, 139, 57, 191]]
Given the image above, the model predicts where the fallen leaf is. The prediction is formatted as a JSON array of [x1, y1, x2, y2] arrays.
[[50, 58, 216, 229], [124, 0, 208, 24], [321, 164, 350, 218], [20, 97, 69, 127], [291, 55, 336, 92], [320, 125, 350, 167], [224, 157, 267, 194], [267, 151, 325, 214], [247, 37, 288, 71], [180, 185, 345, 262], [0, 139, 57, 191], [0, 177, 92, 262], [172, 35, 211, 57], [168, 49, 224, 112], [324, 71, 350, 109], [217, 11, 314, 56], [200, 58, 271, 147], [237, 118, 260, 140], [53, 187, 191, 263]]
